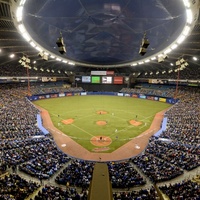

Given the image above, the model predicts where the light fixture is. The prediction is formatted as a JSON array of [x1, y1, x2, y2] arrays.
[[9, 54, 15, 58], [139, 32, 150, 56], [158, 54, 168, 63], [193, 57, 198, 61], [56, 32, 66, 54], [38, 52, 48, 61], [18, 55, 31, 68], [175, 57, 189, 71]]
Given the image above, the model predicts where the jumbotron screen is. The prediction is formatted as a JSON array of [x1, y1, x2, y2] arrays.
[[91, 76, 100, 83], [114, 76, 123, 84], [82, 76, 91, 83], [102, 76, 112, 84]]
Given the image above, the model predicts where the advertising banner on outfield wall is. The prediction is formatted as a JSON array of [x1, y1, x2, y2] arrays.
[[117, 93, 123, 96], [147, 96, 155, 100], [132, 94, 138, 98], [59, 93, 65, 97], [159, 98, 167, 102], [74, 93, 80, 96], [39, 95, 46, 99], [81, 92, 87, 96], [139, 95, 146, 99]]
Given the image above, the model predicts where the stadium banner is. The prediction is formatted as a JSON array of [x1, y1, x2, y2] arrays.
[[91, 76, 101, 83], [147, 96, 155, 101], [139, 95, 146, 99], [74, 93, 80, 96], [132, 94, 138, 98], [82, 76, 91, 83], [81, 92, 87, 96], [28, 92, 178, 105], [117, 93, 123, 96], [39, 95, 46, 99], [106, 71, 115, 75], [114, 76, 123, 84], [102, 76, 112, 84], [42, 77, 57, 82], [91, 71, 106, 75], [66, 93, 72, 96], [154, 97, 159, 101], [28, 96, 39, 101], [149, 79, 167, 84], [166, 98, 178, 104], [50, 94, 58, 98], [159, 97, 166, 102], [59, 93, 65, 97]]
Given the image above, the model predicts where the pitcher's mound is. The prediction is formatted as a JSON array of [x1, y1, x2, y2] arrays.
[[129, 120, 142, 126], [62, 118, 74, 125], [96, 120, 107, 126], [90, 136, 112, 147], [97, 110, 107, 115]]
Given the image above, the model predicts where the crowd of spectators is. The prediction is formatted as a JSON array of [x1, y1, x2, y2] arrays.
[[145, 137, 199, 170], [30, 85, 84, 95], [0, 83, 199, 199], [55, 160, 94, 189], [119, 87, 175, 98], [34, 185, 88, 200], [113, 186, 159, 200], [132, 153, 184, 183], [0, 174, 40, 200], [160, 89, 200, 145], [108, 162, 146, 188], [159, 180, 200, 200], [18, 141, 70, 179], [0, 86, 42, 140]]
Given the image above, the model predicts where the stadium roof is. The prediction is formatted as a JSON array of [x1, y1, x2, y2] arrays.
[[0, 0, 200, 74]]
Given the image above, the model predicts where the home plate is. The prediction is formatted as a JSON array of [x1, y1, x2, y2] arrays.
[[135, 145, 140, 149], [61, 144, 66, 147]]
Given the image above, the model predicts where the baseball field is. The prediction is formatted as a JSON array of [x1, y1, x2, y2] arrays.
[[34, 95, 171, 153]]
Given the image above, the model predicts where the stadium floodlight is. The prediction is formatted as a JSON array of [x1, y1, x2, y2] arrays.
[[56, 32, 67, 54], [139, 32, 150, 56]]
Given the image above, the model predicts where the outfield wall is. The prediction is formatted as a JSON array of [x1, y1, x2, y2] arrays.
[[28, 91, 178, 104]]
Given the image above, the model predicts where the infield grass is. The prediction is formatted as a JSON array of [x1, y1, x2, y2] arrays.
[[34, 95, 171, 152]]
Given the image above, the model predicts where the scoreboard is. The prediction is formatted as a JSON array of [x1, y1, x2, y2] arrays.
[[75, 75, 124, 84], [75, 71, 125, 85]]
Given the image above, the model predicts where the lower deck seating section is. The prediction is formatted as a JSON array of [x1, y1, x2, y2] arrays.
[[108, 162, 146, 188], [55, 160, 94, 188], [132, 153, 184, 183], [34, 186, 88, 200], [146, 138, 199, 170], [159, 180, 200, 200], [0, 87, 42, 140], [18, 141, 70, 179], [0, 174, 40, 199], [113, 186, 159, 200], [160, 89, 200, 145]]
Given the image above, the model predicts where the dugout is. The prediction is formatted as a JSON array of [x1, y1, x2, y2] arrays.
[[88, 163, 113, 200]]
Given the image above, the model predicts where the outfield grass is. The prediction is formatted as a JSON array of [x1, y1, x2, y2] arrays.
[[34, 95, 171, 152]]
